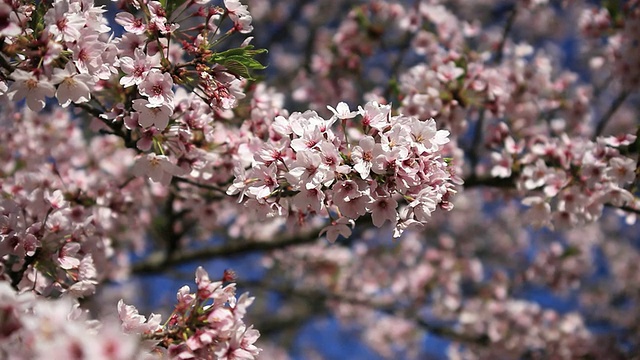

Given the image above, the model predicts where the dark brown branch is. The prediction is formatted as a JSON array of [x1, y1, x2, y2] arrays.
[[382, 31, 415, 100], [253, 307, 322, 337], [131, 227, 323, 274], [8, 250, 39, 290], [0, 52, 14, 73], [174, 177, 228, 195], [132, 171, 640, 275], [249, 281, 490, 346], [593, 90, 630, 139], [468, 110, 486, 174], [635, 125, 640, 188], [606, 204, 640, 216], [468, 5, 516, 175], [494, 5, 517, 64], [381, 0, 422, 101], [74, 102, 137, 149], [462, 174, 516, 189]]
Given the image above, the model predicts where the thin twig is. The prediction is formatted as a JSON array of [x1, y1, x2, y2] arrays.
[[468, 5, 517, 176], [593, 90, 630, 139], [0, 53, 14, 72], [174, 177, 228, 194], [382, 0, 420, 101], [74, 102, 138, 149], [468, 110, 486, 175], [494, 5, 518, 64], [605, 203, 640, 216]]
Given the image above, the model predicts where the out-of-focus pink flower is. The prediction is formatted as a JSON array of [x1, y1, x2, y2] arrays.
[[132, 153, 187, 185]]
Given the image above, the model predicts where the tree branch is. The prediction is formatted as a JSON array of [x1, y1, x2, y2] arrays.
[[131, 227, 323, 274], [494, 5, 517, 64], [468, 110, 486, 174], [462, 174, 516, 189], [174, 177, 228, 195], [0, 52, 14, 73], [74, 102, 137, 149], [593, 90, 630, 139], [253, 307, 323, 337], [606, 203, 640, 216], [248, 281, 490, 346]]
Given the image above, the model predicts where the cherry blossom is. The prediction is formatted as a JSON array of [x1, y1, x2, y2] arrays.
[[132, 99, 173, 129], [115, 12, 147, 35], [327, 101, 358, 120], [118, 267, 260, 359], [132, 153, 187, 185], [229, 100, 455, 240], [51, 63, 94, 107], [138, 69, 174, 107], [319, 217, 355, 243], [224, 0, 254, 33], [44, 0, 86, 42], [119, 49, 161, 88], [7, 70, 55, 112], [351, 136, 377, 179]]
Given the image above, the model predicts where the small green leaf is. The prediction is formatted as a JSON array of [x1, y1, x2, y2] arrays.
[[223, 60, 252, 80], [561, 246, 581, 259], [209, 45, 267, 80], [29, 2, 48, 36], [165, 0, 188, 15]]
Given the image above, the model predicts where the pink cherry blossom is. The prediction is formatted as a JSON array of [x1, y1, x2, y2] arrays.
[[115, 12, 147, 35], [119, 49, 161, 88], [51, 63, 94, 107], [368, 195, 398, 227], [118, 299, 162, 335], [71, 31, 108, 76], [327, 101, 358, 120], [44, 0, 86, 42], [285, 149, 333, 190], [224, 0, 253, 33], [351, 136, 377, 179], [1, 1, 640, 359], [132, 153, 186, 185], [138, 69, 174, 107], [320, 217, 355, 243], [8, 70, 55, 111], [132, 98, 173, 129]]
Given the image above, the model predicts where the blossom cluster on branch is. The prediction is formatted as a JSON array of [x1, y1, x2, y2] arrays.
[[0, 281, 153, 359], [118, 267, 259, 359], [228, 100, 455, 241]]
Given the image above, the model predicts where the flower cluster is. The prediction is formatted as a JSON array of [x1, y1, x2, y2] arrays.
[[0, 101, 150, 297], [613, 1, 640, 90], [453, 299, 592, 359], [227, 101, 455, 240], [118, 267, 260, 359], [578, 1, 640, 92], [0, 282, 151, 359], [0, 0, 264, 188], [2, 0, 113, 111], [489, 131, 637, 229]]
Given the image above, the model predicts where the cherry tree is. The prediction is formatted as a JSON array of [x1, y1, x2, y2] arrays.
[[0, 0, 639, 359]]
